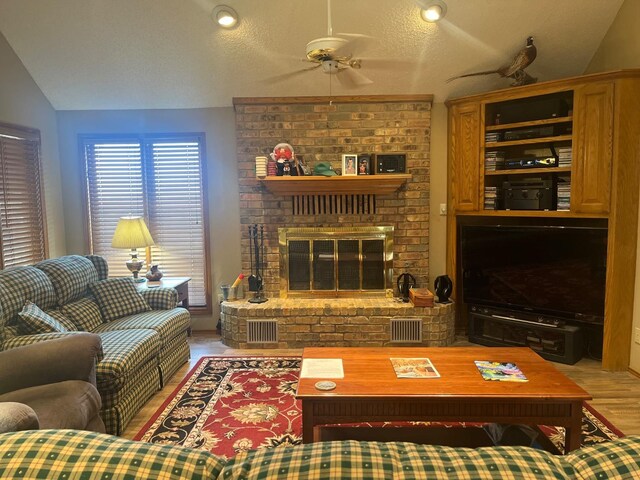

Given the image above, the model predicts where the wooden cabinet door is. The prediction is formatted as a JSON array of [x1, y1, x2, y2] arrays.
[[448, 102, 481, 212], [571, 81, 614, 214]]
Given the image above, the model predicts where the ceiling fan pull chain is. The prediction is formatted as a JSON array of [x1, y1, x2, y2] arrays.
[[329, 68, 333, 105]]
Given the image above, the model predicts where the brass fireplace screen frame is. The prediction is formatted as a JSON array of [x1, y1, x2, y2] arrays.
[[279, 226, 394, 298]]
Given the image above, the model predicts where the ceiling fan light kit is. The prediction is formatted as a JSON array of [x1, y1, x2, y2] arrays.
[[212, 5, 238, 28], [418, 0, 447, 22], [321, 60, 340, 74]]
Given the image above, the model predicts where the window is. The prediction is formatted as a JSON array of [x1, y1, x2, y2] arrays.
[[0, 122, 47, 268], [83, 134, 210, 309]]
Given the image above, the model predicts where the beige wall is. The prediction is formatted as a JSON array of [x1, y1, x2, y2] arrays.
[[0, 32, 66, 257], [584, 0, 640, 372], [428, 103, 448, 285], [585, 0, 640, 73], [56, 108, 240, 331]]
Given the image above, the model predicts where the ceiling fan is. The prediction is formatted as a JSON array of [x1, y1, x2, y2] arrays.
[[268, 0, 373, 88]]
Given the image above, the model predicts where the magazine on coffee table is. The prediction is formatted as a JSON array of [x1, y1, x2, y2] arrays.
[[390, 358, 440, 378], [474, 361, 528, 382]]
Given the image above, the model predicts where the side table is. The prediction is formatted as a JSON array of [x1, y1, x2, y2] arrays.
[[137, 276, 192, 334]]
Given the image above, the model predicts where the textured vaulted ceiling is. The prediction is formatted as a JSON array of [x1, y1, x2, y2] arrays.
[[0, 0, 624, 110]]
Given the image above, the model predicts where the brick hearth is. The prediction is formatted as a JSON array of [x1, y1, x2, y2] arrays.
[[221, 299, 455, 349]]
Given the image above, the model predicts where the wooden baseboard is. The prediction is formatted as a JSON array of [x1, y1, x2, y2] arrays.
[[628, 367, 640, 379]]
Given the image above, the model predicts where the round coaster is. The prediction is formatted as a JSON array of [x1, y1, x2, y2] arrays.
[[315, 381, 336, 391]]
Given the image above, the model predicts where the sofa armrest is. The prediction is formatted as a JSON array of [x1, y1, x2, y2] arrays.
[[140, 287, 178, 310], [0, 333, 102, 395], [0, 402, 39, 433], [1, 331, 81, 351]]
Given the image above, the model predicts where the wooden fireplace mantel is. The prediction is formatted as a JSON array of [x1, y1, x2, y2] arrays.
[[257, 174, 411, 196]]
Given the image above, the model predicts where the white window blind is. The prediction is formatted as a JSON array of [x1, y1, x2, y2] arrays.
[[83, 135, 209, 308], [146, 140, 207, 306], [0, 124, 47, 268], [85, 142, 144, 278]]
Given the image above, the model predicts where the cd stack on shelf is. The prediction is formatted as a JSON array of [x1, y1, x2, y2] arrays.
[[557, 179, 571, 211], [485, 132, 502, 143], [484, 186, 501, 210], [557, 146, 573, 167], [485, 151, 505, 171]]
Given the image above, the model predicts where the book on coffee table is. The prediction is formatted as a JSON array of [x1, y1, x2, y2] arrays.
[[474, 361, 528, 382], [390, 358, 440, 378]]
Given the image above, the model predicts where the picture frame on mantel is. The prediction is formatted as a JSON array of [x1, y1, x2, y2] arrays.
[[358, 157, 370, 175], [342, 154, 358, 176]]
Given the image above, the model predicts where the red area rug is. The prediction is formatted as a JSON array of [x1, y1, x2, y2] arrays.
[[134, 356, 624, 459]]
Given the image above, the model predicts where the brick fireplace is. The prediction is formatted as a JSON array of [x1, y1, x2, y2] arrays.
[[221, 95, 455, 348]]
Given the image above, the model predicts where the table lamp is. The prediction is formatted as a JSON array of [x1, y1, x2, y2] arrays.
[[111, 216, 155, 282]]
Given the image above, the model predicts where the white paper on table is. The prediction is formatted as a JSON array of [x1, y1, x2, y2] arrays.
[[300, 358, 344, 378]]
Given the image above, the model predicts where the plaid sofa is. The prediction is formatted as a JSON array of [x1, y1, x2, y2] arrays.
[[1, 430, 639, 480], [0, 255, 191, 436]]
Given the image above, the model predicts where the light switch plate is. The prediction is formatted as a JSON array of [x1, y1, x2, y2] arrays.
[[439, 203, 447, 216], [635, 327, 640, 345]]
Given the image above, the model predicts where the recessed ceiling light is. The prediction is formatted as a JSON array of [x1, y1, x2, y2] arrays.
[[419, 0, 447, 22], [212, 5, 238, 28]]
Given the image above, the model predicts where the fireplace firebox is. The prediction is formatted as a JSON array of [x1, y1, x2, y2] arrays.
[[279, 227, 393, 298]]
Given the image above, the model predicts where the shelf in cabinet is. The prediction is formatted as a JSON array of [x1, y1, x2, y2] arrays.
[[485, 134, 573, 148], [485, 116, 573, 132], [457, 210, 608, 219], [484, 166, 572, 176], [257, 174, 411, 196]]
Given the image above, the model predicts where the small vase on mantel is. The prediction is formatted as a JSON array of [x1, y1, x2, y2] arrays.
[[145, 265, 163, 281]]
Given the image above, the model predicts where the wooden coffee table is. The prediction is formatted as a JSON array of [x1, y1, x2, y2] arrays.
[[295, 347, 591, 453]]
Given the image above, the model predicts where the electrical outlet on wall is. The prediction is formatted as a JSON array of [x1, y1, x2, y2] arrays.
[[635, 328, 640, 345]]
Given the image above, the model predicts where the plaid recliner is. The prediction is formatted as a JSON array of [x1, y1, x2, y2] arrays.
[[0, 255, 191, 436]]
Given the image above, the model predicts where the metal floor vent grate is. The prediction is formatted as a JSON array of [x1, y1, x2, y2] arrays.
[[291, 194, 376, 215], [390, 318, 423, 343], [247, 319, 278, 343]]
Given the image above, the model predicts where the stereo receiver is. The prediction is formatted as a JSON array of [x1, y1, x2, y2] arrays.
[[503, 178, 556, 210]]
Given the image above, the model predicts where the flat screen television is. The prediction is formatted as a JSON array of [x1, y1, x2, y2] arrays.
[[460, 225, 607, 323]]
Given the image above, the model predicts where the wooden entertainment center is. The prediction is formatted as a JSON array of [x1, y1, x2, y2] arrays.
[[446, 70, 640, 371]]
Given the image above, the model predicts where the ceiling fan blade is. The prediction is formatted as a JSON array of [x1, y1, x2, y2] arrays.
[[336, 67, 373, 89], [333, 33, 375, 57], [263, 64, 321, 84], [355, 57, 419, 70], [336, 33, 375, 41]]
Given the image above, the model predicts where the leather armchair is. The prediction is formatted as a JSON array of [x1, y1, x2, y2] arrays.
[[0, 333, 105, 433]]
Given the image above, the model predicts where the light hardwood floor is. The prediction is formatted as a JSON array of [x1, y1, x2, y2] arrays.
[[122, 332, 640, 439]]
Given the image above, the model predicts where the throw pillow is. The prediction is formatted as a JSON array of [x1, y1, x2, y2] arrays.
[[18, 301, 69, 334], [61, 297, 104, 331], [89, 278, 151, 322], [43, 309, 78, 331]]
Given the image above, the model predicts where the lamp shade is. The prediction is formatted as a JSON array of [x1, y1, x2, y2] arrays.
[[111, 216, 155, 249]]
